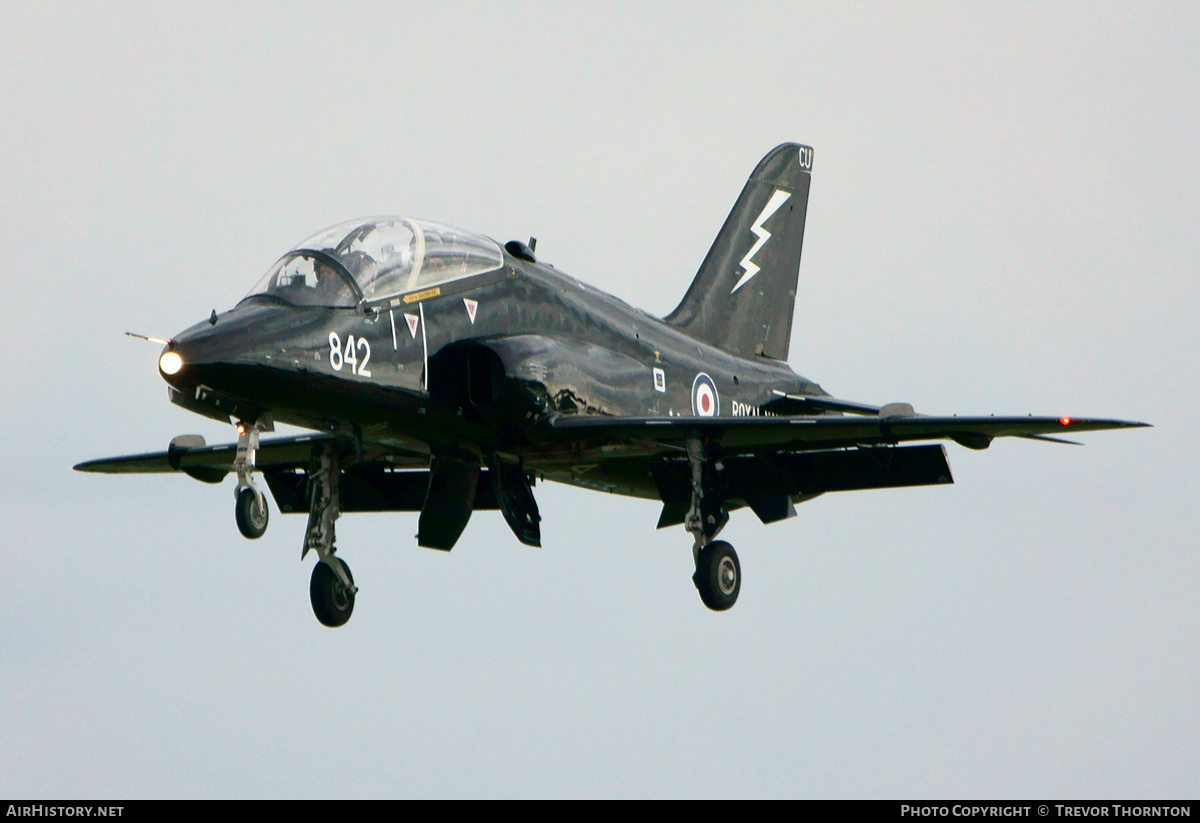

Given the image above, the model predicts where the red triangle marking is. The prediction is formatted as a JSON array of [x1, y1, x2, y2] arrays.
[[463, 298, 478, 324], [404, 313, 419, 338]]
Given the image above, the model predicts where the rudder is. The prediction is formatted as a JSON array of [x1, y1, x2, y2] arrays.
[[665, 143, 813, 360]]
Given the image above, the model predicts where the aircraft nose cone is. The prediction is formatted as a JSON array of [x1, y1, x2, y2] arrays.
[[159, 303, 277, 390], [160, 319, 224, 387], [159, 300, 333, 418]]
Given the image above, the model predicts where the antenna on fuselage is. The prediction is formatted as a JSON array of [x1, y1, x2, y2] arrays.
[[528, 237, 537, 253], [124, 332, 170, 345]]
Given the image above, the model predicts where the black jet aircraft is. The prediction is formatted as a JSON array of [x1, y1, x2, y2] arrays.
[[77, 143, 1147, 626]]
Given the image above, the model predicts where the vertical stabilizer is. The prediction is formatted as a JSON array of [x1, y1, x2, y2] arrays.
[[665, 143, 813, 360]]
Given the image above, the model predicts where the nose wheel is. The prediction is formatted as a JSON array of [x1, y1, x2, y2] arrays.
[[235, 487, 269, 539], [232, 419, 271, 539], [693, 540, 740, 611], [311, 557, 356, 627]]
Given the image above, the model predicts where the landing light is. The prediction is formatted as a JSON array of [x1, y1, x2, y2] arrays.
[[159, 351, 184, 375]]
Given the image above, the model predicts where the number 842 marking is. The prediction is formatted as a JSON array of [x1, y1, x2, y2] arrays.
[[329, 332, 372, 378]]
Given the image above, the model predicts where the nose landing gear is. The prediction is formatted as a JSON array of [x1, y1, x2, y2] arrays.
[[233, 419, 271, 539]]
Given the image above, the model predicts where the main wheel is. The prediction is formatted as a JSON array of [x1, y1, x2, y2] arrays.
[[693, 540, 740, 611], [310, 558, 355, 628], [235, 487, 269, 539]]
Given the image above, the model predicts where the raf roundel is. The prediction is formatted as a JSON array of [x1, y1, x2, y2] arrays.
[[691, 373, 719, 417]]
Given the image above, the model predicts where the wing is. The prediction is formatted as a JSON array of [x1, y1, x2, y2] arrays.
[[540, 413, 1149, 455], [74, 432, 431, 496], [72, 434, 504, 518], [73, 433, 350, 476], [534, 412, 1147, 527], [73, 413, 1147, 533]]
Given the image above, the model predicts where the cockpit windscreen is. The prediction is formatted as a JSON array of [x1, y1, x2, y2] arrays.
[[244, 252, 359, 308], [243, 217, 504, 307]]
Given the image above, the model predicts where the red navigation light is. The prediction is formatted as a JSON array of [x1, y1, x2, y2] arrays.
[[1060, 416, 1071, 426]]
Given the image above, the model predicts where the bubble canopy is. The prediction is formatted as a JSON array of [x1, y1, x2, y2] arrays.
[[244, 217, 505, 308]]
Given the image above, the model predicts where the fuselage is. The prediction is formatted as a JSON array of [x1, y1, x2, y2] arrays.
[[162, 246, 826, 498]]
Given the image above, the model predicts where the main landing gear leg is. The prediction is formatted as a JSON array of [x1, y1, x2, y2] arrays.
[[233, 419, 270, 539], [685, 437, 740, 612], [301, 448, 357, 627]]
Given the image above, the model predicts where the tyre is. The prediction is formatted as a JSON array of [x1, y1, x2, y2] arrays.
[[693, 540, 740, 611], [235, 487, 269, 539], [310, 558, 355, 628]]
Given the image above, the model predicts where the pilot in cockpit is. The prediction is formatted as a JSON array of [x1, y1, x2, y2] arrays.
[[314, 261, 344, 297], [340, 251, 378, 299]]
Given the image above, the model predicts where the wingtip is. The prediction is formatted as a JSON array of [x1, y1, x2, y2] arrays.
[[1108, 420, 1153, 430], [1062, 417, 1152, 430]]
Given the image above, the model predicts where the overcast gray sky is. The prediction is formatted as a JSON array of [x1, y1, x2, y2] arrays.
[[1, 1, 1196, 798]]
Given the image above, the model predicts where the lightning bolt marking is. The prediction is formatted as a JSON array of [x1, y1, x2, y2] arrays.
[[731, 188, 791, 294]]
